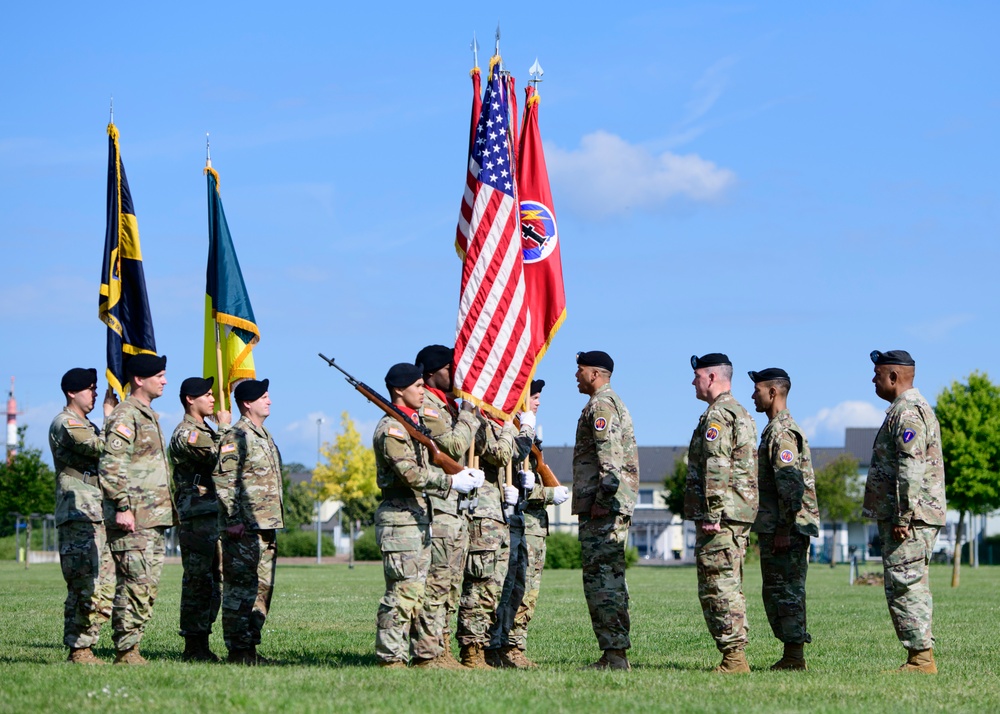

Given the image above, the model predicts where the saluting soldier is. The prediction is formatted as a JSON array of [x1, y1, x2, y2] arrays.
[[412, 345, 479, 669], [213, 378, 283, 665], [684, 353, 758, 674], [865, 350, 946, 674], [169, 376, 230, 662], [372, 363, 483, 668], [49, 368, 117, 664], [98, 353, 173, 665], [573, 351, 639, 671], [749, 368, 819, 670]]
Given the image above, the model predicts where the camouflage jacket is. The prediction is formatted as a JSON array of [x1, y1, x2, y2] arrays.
[[49, 407, 105, 525], [684, 391, 758, 524], [571, 384, 639, 517], [863, 388, 946, 526], [753, 409, 819, 536], [213, 416, 284, 530], [99, 396, 174, 530], [373, 413, 453, 527], [421, 388, 478, 516], [472, 414, 534, 524], [170, 414, 228, 521]]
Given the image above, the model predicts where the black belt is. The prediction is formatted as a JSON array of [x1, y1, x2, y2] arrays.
[[63, 466, 99, 487], [381, 487, 418, 500]]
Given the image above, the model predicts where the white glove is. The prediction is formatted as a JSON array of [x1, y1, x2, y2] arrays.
[[518, 410, 536, 430], [519, 469, 536, 491], [452, 468, 485, 494], [504, 485, 519, 505], [552, 486, 570, 505]]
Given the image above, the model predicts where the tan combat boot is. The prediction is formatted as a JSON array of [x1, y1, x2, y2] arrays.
[[412, 654, 466, 671], [440, 633, 462, 667], [585, 649, 631, 670], [227, 648, 257, 666], [378, 660, 407, 669], [770, 643, 807, 671], [67, 647, 106, 665], [713, 649, 750, 674], [113, 646, 148, 665], [898, 648, 937, 674], [459, 643, 493, 670], [182, 635, 220, 663], [500, 646, 538, 669]]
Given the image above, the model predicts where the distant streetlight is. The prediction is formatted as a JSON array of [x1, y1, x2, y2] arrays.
[[315, 417, 324, 564]]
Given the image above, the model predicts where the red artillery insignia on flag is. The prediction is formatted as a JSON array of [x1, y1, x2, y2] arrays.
[[520, 200, 558, 263], [705, 423, 721, 441], [780, 449, 794, 463]]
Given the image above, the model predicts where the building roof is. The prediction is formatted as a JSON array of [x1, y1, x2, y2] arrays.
[[845, 427, 879, 467]]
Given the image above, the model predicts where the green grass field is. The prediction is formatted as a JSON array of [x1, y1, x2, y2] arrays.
[[1, 560, 998, 713]]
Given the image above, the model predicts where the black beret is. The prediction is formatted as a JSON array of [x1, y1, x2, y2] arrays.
[[126, 353, 167, 378], [691, 353, 731, 369], [415, 345, 453, 374], [61, 368, 97, 393], [748, 368, 790, 384], [577, 351, 614, 373], [234, 378, 269, 403], [180, 376, 214, 398], [385, 363, 422, 389], [530, 379, 545, 395], [870, 350, 915, 367]]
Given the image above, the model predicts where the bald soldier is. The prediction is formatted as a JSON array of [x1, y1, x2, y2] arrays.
[[49, 368, 117, 664], [573, 350, 639, 671], [865, 350, 946, 674], [99, 353, 174, 665], [684, 353, 758, 674], [749, 368, 819, 670]]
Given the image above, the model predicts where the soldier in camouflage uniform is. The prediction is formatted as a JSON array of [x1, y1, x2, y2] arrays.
[[372, 363, 483, 668], [213, 378, 283, 665], [684, 353, 758, 674], [412, 345, 479, 669], [169, 376, 230, 662], [748, 368, 819, 670], [573, 351, 639, 671], [50, 367, 118, 664], [98, 353, 174, 665], [865, 350, 946, 674], [457, 400, 534, 669]]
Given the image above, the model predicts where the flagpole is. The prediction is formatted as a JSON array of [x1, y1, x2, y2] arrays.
[[206, 133, 228, 411]]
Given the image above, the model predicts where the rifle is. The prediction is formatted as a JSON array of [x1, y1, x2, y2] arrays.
[[318, 354, 464, 476], [511, 413, 562, 488]]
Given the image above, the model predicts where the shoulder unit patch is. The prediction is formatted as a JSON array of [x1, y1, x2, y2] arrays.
[[594, 416, 608, 431], [705, 422, 721, 441], [902, 429, 916, 444], [780, 449, 794, 463]]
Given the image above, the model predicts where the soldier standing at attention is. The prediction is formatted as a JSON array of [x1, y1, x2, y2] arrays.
[[748, 368, 819, 670], [413, 345, 479, 669], [684, 353, 758, 674], [50, 368, 117, 664], [98, 353, 173, 665], [213, 378, 283, 665], [169, 376, 230, 662], [372, 363, 483, 668], [865, 350, 946, 674], [573, 350, 639, 671]]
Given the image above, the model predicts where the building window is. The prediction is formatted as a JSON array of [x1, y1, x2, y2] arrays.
[[638, 489, 654, 506]]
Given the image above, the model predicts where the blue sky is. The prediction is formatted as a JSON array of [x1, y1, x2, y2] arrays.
[[1, 2, 997, 471]]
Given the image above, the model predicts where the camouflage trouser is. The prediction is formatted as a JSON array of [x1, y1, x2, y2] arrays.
[[221, 528, 276, 651], [58, 521, 114, 649], [417, 511, 468, 658], [457, 517, 509, 647], [696, 521, 750, 653], [108, 526, 166, 652], [759, 532, 811, 645], [509, 532, 547, 649], [376, 523, 432, 663], [178, 514, 222, 637], [579, 514, 631, 651], [878, 520, 939, 650], [487, 523, 527, 650]]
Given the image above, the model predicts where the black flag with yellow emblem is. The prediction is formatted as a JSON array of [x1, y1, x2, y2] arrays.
[[99, 122, 156, 398]]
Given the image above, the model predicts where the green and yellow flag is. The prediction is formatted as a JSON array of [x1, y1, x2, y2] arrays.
[[203, 159, 259, 410]]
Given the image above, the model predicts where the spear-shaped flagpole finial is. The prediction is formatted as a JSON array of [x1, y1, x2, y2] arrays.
[[471, 32, 479, 68], [494, 22, 501, 55], [206, 133, 212, 168], [109, 96, 114, 125], [529, 58, 544, 87]]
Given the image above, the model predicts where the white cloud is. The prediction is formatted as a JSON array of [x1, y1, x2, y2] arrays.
[[801, 401, 885, 444], [545, 131, 736, 218], [280, 411, 378, 467]]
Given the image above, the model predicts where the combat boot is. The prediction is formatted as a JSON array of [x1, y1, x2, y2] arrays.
[[113, 646, 148, 665], [770, 643, 807, 671], [713, 649, 750, 674], [412, 654, 466, 671], [897, 648, 937, 674], [251, 646, 276, 666], [485, 648, 503, 668], [585, 649, 631, 670], [227, 648, 257, 666], [182, 634, 220, 663], [378, 660, 407, 669], [459, 643, 493, 670], [499, 646, 538, 669], [67, 647, 106, 665]]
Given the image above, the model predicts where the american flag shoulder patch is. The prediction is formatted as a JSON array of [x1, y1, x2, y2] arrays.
[[187, 430, 199, 445], [221, 443, 237, 454], [387, 426, 406, 440], [66, 419, 83, 427], [115, 423, 134, 439]]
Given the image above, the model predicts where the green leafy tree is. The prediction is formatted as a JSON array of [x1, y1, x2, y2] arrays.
[[660, 451, 687, 515], [314, 412, 378, 526], [815, 454, 863, 566], [0, 428, 56, 536], [936, 372, 1000, 588], [282, 461, 318, 531]]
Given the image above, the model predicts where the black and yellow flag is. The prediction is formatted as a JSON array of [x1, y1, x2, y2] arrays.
[[99, 122, 156, 398]]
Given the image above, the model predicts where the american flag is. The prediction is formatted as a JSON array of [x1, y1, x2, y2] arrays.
[[454, 57, 536, 419]]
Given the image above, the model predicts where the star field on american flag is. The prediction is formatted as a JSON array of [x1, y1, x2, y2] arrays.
[[472, 67, 514, 196]]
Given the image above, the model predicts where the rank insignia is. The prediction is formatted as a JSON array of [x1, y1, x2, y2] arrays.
[[220, 443, 236, 454], [187, 430, 199, 445], [422, 407, 440, 419], [115, 423, 134, 439], [594, 417, 608, 431], [388, 426, 406, 439], [705, 423, 721, 441], [902, 429, 916, 443], [780, 449, 794, 463]]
